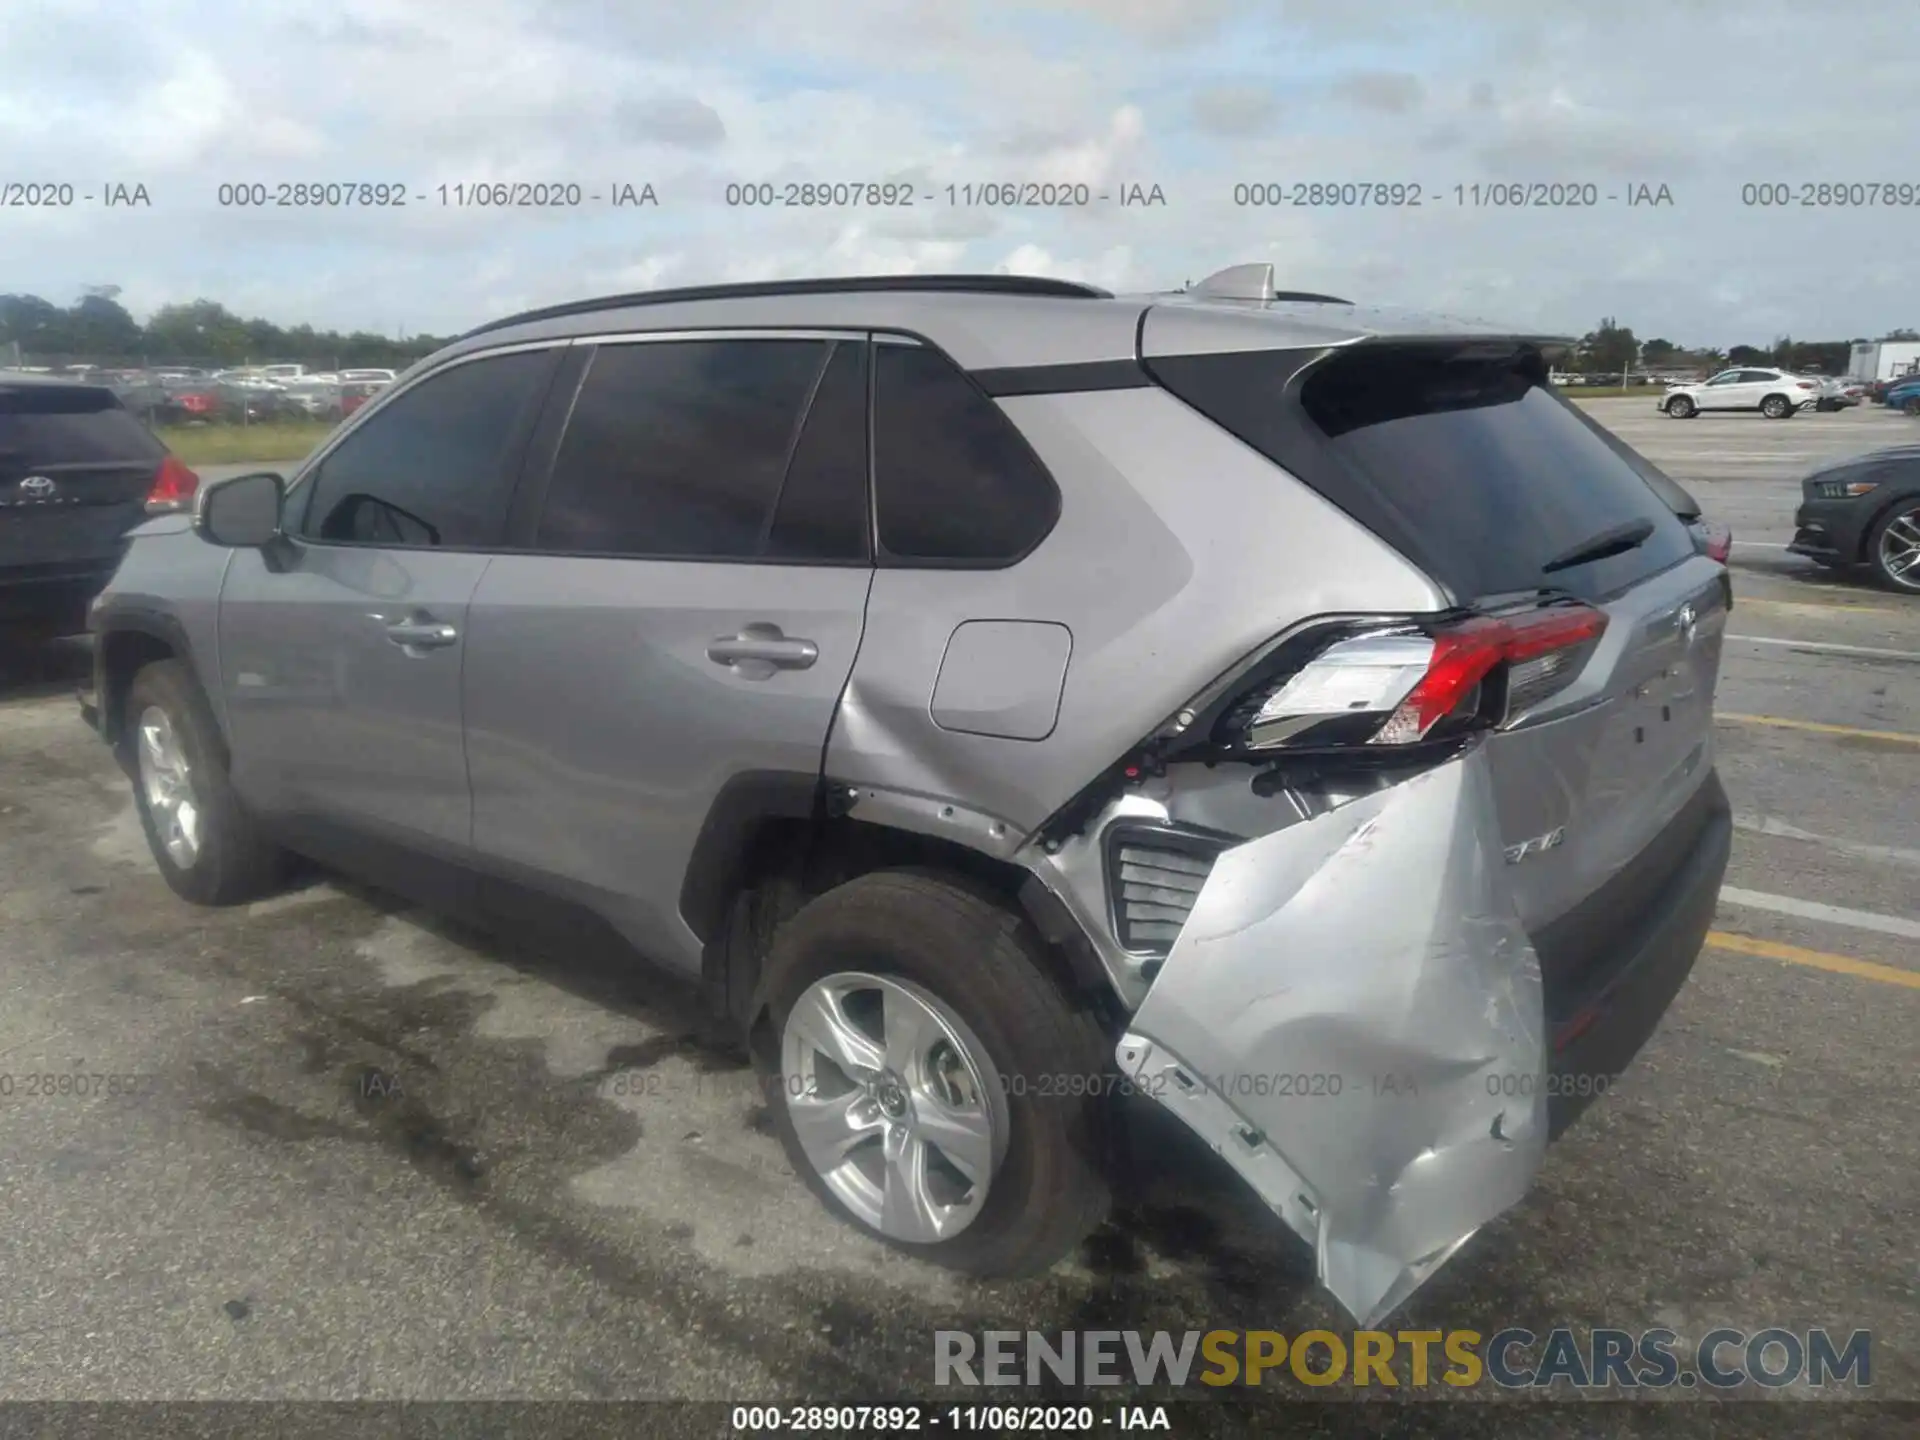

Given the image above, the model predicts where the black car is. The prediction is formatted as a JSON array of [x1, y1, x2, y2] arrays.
[[0, 374, 199, 635], [1789, 445, 1920, 593]]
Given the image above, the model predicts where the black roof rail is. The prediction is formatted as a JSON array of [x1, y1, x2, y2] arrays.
[[460, 273, 1113, 339]]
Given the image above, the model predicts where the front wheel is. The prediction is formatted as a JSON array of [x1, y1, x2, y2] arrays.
[[1903, 397, 1920, 417], [1761, 395, 1793, 419], [1665, 395, 1696, 418], [123, 660, 288, 904], [1868, 499, 1920, 593], [750, 870, 1111, 1276]]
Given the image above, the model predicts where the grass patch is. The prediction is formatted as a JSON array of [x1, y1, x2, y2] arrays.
[[156, 421, 338, 466]]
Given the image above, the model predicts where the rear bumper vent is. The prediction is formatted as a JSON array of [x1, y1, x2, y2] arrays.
[[1104, 824, 1232, 956]]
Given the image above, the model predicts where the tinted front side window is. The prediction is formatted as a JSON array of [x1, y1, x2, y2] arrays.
[[298, 350, 552, 548], [872, 344, 1061, 564]]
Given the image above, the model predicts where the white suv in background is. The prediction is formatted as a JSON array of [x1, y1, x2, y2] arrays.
[[1659, 367, 1819, 419]]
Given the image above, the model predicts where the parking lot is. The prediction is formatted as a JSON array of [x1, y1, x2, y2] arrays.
[[0, 399, 1915, 1423]]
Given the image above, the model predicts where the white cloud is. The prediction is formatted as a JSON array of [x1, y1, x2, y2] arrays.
[[0, 0, 1914, 345]]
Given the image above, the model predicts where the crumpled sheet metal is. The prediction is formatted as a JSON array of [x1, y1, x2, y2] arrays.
[[1116, 748, 1546, 1328]]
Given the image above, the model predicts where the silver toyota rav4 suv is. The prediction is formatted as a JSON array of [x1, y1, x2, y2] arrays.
[[83, 265, 1732, 1326]]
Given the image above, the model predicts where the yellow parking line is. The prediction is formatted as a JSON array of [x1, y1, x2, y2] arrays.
[[1715, 713, 1920, 746], [1706, 930, 1920, 990]]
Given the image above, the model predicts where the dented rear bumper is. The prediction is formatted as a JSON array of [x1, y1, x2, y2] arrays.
[[1113, 746, 1724, 1327]]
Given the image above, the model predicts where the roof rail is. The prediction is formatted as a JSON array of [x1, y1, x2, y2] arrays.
[[1186, 263, 1352, 306], [461, 273, 1113, 339]]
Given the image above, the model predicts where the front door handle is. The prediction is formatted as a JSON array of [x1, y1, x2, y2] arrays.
[[382, 618, 459, 650], [707, 623, 818, 678]]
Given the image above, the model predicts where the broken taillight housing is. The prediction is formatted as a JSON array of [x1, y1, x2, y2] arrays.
[[1215, 602, 1609, 755]]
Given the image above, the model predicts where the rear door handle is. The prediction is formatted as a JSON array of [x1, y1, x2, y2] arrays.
[[707, 624, 818, 677], [381, 618, 459, 650]]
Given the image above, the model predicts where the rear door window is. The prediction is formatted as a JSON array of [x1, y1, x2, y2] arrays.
[[1147, 342, 1695, 603], [535, 336, 867, 562]]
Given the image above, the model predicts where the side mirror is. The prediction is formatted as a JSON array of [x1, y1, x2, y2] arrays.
[[195, 470, 285, 548]]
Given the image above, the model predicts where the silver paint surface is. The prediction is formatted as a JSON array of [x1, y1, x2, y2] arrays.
[[1117, 747, 1547, 1328], [929, 620, 1073, 742]]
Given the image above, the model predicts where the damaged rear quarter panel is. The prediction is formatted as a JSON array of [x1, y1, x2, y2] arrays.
[[1117, 744, 1546, 1328]]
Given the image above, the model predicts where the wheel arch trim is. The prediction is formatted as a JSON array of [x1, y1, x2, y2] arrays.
[[90, 605, 202, 750]]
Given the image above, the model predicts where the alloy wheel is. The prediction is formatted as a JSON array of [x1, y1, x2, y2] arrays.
[[779, 972, 1008, 1244], [1877, 505, 1920, 591], [136, 704, 202, 867]]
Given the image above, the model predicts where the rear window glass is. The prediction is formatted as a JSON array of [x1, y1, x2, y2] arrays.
[[0, 388, 163, 464], [1149, 343, 1694, 602]]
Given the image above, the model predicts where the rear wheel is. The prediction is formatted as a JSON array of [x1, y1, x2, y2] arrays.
[[1761, 395, 1792, 419], [1868, 499, 1920, 593], [1665, 395, 1695, 418], [1903, 397, 1920, 417], [123, 660, 288, 904], [750, 870, 1110, 1276]]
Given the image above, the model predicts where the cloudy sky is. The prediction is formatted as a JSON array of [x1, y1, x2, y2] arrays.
[[2, 0, 1915, 346]]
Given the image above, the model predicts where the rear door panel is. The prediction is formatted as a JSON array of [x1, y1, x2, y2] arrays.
[[464, 559, 869, 973], [463, 333, 874, 976]]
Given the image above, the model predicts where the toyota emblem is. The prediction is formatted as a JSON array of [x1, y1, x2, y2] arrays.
[[18, 475, 56, 498]]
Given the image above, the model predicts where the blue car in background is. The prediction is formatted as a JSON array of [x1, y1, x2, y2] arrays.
[[1881, 375, 1920, 415]]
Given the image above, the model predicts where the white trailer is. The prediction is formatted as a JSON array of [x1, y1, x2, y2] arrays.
[[1848, 341, 1920, 381]]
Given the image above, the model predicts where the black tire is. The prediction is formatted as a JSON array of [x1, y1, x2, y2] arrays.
[[749, 869, 1111, 1277], [1760, 395, 1793, 419], [122, 659, 288, 904], [1903, 397, 1920, 418], [1866, 498, 1920, 594], [1665, 395, 1695, 418]]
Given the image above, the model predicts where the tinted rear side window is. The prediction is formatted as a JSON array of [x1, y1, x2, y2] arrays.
[[1148, 343, 1694, 602], [0, 387, 163, 464], [872, 344, 1060, 564], [765, 340, 870, 563], [537, 338, 835, 559]]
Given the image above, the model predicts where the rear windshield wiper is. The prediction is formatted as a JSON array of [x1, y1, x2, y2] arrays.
[[1540, 517, 1656, 574]]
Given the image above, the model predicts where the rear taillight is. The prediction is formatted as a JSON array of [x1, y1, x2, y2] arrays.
[[145, 455, 200, 515], [1231, 604, 1609, 753]]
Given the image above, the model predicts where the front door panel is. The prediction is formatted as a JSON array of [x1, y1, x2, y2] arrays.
[[219, 542, 491, 849]]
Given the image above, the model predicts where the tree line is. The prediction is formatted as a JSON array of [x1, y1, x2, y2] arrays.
[[0, 289, 447, 369], [1573, 317, 1920, 377]]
